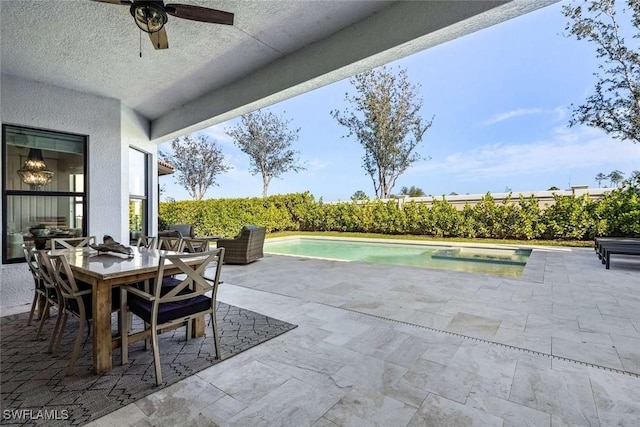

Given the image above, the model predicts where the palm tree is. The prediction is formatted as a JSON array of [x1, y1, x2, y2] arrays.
[[594, 172, 607, 188], [608, 170, 625, 187]]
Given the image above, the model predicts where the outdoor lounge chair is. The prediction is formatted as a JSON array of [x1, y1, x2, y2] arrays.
[[594, 237, 640, 255], [168, 224, 195, 239], [597, 241, 640, 269], [216, 225, 266, 264]]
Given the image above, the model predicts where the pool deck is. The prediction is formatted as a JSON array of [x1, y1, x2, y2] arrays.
[[80, 244, 639, 425]]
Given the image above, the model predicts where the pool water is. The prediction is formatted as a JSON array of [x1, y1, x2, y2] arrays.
[[264, 238, 531, 277]]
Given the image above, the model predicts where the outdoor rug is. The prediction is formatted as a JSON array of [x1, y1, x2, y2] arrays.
[[0, 302, 297, 426]]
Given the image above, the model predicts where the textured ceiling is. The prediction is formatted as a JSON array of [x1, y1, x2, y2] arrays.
[[1, 1, 556, 142], [1, 0, 391, 120]]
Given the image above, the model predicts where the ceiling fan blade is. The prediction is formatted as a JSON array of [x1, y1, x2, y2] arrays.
[[148, 27, 169, 50], [164, 4, 234, 25], [91, 0, 132, 5]]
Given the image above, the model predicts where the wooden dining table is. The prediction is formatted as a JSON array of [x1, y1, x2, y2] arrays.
[[52, 247, 202, 374]]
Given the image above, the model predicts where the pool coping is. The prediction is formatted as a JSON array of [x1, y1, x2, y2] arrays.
[[265, 235, 573, 251]]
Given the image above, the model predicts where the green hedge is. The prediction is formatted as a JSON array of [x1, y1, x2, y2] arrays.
[[159, 180, 640, 240], [159, 193, 315, 237]]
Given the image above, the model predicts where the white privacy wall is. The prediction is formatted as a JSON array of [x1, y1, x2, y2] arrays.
[[0, 74, 154, 310]]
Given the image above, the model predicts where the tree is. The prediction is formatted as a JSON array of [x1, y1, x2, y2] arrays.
[[331, 66, 433, 199], [631, 169, 640, 180], [226, 110, 305, 197], [563, 0, 640, 143], [160, 135, 230, 200], [351, 190, 369, 201], [595, 172, 608, 187], [399, 185, 426, 197], [548, 186, 561, 191], [608, 169, 625, 186]]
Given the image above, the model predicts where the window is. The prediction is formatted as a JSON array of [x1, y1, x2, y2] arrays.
[[129, 147, 149, 243], [2, 125, 87, 263]]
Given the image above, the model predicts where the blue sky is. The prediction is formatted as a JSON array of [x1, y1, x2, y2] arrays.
[[160, 1, 640, 202]]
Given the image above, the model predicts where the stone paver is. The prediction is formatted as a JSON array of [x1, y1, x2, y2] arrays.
[[76, 245, 640, 425]]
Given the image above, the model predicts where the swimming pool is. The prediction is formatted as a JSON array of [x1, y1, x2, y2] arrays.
[[264, 237, 532, 277]]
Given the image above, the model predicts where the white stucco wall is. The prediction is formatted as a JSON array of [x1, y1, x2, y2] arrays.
[[0, 74, 154, 311]]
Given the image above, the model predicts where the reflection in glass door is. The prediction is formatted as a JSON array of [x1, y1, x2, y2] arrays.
[[129, 148, 149, 243]]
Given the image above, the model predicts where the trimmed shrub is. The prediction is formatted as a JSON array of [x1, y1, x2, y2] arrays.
[[159, 181, 640, 240]]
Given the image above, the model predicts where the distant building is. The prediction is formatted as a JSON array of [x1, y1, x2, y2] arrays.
[[384, 185, 614, 210]]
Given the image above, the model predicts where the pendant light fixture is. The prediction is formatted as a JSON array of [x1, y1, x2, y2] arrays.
[[17, 149, 54, 190]]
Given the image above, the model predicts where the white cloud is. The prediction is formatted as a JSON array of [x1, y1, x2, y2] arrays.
[[196, 124, 235, 146], [484, 108, 543, 125], [412, 126, 640, 181], [553, 106, 568, 122], [305, 158, 330, 173]]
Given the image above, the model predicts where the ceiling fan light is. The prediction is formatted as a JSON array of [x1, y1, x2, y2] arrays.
[[131, 2, 167, 33]]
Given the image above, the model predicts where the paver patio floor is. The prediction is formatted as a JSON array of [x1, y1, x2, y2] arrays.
[[80, 245, 640, 425]]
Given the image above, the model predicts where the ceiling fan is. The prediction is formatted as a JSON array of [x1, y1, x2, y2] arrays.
[[94, 0, 234, 50]]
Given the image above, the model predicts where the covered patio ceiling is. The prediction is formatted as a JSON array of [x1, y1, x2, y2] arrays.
[[1, 0, 555, 143]]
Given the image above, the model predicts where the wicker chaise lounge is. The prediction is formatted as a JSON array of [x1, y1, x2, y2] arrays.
[[216, 225, 266, 264]]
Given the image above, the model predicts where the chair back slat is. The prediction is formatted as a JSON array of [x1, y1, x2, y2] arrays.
[[137, 236, 157, 249], [51, 236, 96, 250], [22, 244, 41, 282], [158, 236, 184, 252], [154, 249, 224, 304], [41, 252, 85, 300], [182, 238, 209, 253], [36, 251, 61, 295]]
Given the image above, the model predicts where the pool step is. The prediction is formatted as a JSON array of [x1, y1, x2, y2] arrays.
[[432, 249, 528, 266]]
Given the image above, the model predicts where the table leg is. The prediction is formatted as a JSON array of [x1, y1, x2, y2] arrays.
[[92, 282, 112, 374], [192, 317, 205, 338]]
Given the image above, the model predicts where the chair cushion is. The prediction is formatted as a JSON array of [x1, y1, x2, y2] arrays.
[[65, 287, 120, 320], [169, 224, 194, 239], [127, 289, 211, 324], [161, 277, 182, 287], [158, 230, 181, 238], [131, 276, 181, 294]]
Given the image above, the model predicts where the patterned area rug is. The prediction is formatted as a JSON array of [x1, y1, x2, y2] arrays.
[[0, 303, 297, 426]]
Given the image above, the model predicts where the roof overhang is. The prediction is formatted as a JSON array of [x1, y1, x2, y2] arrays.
[[157, 159, 175, 176], [1, 1, 557, 143]]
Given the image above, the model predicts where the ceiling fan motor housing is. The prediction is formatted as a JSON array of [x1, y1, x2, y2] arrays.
[[130, 1, 168, 33], [94, 0, 234, 50]]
